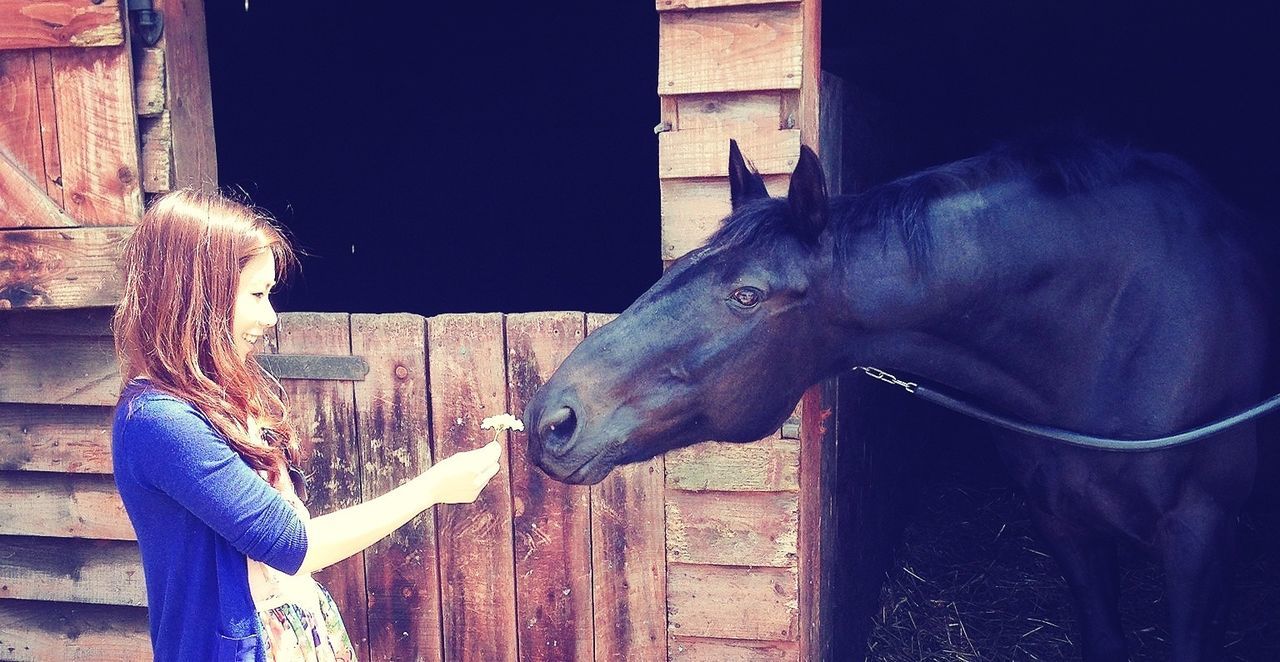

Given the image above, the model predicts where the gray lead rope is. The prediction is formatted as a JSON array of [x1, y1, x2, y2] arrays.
[[854, 366, 1280, 451]]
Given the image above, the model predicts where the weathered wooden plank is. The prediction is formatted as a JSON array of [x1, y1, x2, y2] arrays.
[[0, 150, 78, 228], [0, 226, 130, 310], [0, 306, 113, 335], [0, 471, 133, 540], [586, 313, 667, 661], [659, 174, 788, 260], [666, 491, 798, 567], [506, 312, 592, 662], [0, 51, 46, 186], [32, 49, 63, 207], [673, 92, 782, 132], [659, 127, 800, 179], [350, 313, 442, 662], [0, 404, 113, 473], [798, 379, 838, 662], [657, 0, 797, 10], [0, 335, 118, 405], [139, 111, 173, 194], [275, 312, 370, 662], [428, 313, 517, 662], [0, 599, 149, 661], [133, 47, 165, 117], [667, 563, 798, 641], [0, 536, 144, 606], [51, 45, 143, 225], [658, 6, 803, 95], [0, 0, 124, 50], [669, 635, 798, 661], [154, 0, 217, 190], [665, 438, 799, 492]]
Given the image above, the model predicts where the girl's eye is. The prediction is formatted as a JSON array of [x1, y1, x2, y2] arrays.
[[729, 286, 763, 308]]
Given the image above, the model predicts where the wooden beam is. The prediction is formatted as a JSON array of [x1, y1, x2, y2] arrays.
[[0, 404, 114, 474], [133, 47, 165, 117], [0, 600, 149, 661], [506, 312, 594, 662], [0, 335, 119, 406], [155, 0, 217, 190], [658, 5, 803, 95], [665, 438, 799, 492], [669, 636, 798, 661], [666, 564, 798, 640], [659, 127, 800, 179], [657, 0, 798, 10], [0, 472, 133, 540], [588, 313, 668, 661], [429, 313, 518, 662], [0, 226, 130, 310], [666, 491, 799, 567], [51, 44, 143, 225], [0, 150, 78, 228], [140, 111, 174, 193], [0, 536, 145, 606], [659, 174, 788, 260], [0, 0, 124, 50]]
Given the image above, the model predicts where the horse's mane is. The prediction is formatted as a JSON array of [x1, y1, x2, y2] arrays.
[[709, 134, 1234, 269]]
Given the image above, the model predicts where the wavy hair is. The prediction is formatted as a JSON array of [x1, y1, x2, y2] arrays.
[[114, 189, 299, 481]]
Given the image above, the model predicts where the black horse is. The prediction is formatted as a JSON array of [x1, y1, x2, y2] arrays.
[[524, 137, 1274, 661]]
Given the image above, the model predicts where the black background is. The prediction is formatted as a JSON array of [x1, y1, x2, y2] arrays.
[[206, 2, 1280, 315]]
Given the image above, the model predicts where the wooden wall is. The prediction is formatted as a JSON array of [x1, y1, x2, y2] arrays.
[[656, 0, 838, 659], [0, 309, 827, 660], [0, 0, 213, 310]]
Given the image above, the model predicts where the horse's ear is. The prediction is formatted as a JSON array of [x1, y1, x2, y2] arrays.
[[728, 139, 769, 210], [787, 145, 828, 242]]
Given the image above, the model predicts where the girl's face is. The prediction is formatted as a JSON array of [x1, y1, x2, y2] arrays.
[[232, 248, 279, 360]]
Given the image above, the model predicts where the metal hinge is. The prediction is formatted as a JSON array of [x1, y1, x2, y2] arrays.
[[127, 0, 164, 46], [257, 354, 370, 381]]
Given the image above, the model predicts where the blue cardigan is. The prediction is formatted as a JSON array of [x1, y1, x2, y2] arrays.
[[112, 381, 308, 662]]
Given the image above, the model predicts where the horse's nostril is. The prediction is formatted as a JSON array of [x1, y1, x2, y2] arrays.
[[540, 406, 577, 451]]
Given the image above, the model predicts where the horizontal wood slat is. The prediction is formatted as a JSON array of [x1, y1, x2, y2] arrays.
[[0, 306, 114, 335], [666, 491, 798, 567], [659, 127, 800, 179], [658, 5, 802, 95], [0, 536, 144, 606], [0, 599, 149, 661], [0, 335, 118, 405], [673, 91, 783, 132], [0, 404, 113, 474], [659, 174, 789, 260], [0, 0, 124, 50], [0, 472, 133, 540], [669, 635, 799, 661], [667, 564, 798, 641], [657, 0, 797, 10], [0, 226, 130, 310], [665, 437, 799, 492]]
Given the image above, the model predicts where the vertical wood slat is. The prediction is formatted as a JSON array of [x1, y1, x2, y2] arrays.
[[154, 0, 218, 190], [428, 313, 518, 662], [50, 45, 142, 225], [798, 379, 837, 662], [587, 313, 668, 661], [352, 314, 441, 662], [275, 313, 369, 662], [506, 312, 593, 662]]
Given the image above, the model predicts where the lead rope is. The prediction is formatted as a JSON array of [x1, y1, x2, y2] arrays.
[[852, 366, 1280, 451]]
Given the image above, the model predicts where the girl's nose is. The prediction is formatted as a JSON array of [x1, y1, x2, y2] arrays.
[[263, 303, 278, 328]]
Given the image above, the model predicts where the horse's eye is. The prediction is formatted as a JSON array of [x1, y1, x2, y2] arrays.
[[729, 286, 763, 308]]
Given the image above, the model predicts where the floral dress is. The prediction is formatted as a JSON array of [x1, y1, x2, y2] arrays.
[[247, 446, 356, 662]]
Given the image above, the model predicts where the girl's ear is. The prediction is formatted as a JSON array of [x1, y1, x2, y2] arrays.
[[728, 139, 769, 210], [786, 145, 828, 242]]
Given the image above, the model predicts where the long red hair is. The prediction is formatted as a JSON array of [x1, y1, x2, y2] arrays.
[[114, 189, 299, 480]]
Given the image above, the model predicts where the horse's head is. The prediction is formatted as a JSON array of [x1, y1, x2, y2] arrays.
[[525, 142, 841, 484]]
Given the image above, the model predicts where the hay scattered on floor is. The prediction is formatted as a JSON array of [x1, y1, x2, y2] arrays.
[[865, 481, 1280, 661]]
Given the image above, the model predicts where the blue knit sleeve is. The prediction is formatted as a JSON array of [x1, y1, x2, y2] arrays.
[[118, 394, 309, 574]]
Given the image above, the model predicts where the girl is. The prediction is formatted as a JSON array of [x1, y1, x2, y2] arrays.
[[111, 190, 502, 661]]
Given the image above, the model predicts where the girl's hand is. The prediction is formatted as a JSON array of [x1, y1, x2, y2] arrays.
[[423, 441, 502, 504]]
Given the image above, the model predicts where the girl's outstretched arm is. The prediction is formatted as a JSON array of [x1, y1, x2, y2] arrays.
[[297, 440, 502, 573]]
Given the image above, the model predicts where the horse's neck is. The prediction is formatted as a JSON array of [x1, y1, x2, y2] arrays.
[[831, 184, 1154, 425]]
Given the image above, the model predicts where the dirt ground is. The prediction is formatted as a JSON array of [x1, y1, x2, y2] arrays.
[[863, 477, 1280, 661]]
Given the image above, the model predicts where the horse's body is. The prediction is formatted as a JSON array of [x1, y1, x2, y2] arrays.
[[524, 137, 1273, 661]]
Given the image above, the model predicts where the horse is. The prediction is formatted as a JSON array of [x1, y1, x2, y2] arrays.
[[523, 136, 1274, 661]]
